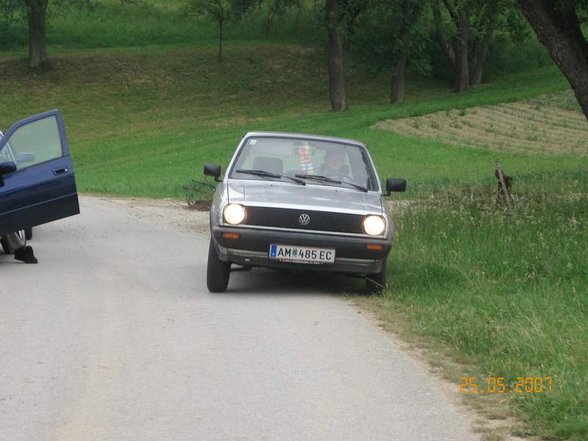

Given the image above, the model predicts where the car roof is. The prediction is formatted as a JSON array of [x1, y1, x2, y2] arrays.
[[243, 131, 366, 148]]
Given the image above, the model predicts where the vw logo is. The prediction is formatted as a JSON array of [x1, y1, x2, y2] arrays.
[[298, 213, 311, 226]]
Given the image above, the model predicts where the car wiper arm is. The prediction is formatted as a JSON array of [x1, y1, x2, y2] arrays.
[[295, 173, 340, 183], [295, 174, 368, 192], [236, 169, 306, 185]]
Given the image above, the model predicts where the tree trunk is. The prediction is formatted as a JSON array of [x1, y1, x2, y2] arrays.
[[435, 0, 470, 92], [24, 0, 48, 69], [453, 13, 470, 92], [471, 10, 497, 86], [218, 19, 223, 61], [326, 0, 346, 112], [432, 0, 455, 64], [518, 0, 588, 120], [390, 52, 408, 104]]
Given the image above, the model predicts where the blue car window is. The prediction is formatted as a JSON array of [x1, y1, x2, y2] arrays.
[[0, 145, 11, 162], [5, 115, 63, 169], [0, 131, 13, 163]]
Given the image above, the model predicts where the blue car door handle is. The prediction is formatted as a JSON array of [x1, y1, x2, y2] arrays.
[[52, 167, 69, 176]]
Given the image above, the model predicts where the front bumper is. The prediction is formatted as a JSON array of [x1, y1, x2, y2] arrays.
[[212, 226, 391, 275]]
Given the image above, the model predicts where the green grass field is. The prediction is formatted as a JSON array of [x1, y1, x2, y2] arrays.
[[1, 2, 587, 439]]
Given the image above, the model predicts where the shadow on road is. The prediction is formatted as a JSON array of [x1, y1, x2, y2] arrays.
[[220, 267, 367, 296]]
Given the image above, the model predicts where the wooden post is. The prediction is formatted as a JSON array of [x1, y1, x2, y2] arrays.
[[495, 162, 513, 213]]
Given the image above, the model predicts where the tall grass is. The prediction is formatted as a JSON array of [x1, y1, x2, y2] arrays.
[[380, 174, 587, 440]]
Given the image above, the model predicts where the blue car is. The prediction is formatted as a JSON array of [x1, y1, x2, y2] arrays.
[[0, 110, 79, 259]]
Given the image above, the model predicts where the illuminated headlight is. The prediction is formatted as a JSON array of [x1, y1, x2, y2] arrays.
[[224, 204, 246, 225], [363, 215, 386, 236]]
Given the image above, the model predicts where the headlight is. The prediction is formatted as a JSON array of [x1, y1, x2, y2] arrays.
[[363, 215, 385, 236], [224, 204, 246, 225]]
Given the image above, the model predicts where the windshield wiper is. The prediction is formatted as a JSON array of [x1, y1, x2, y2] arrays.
[[294, 174, 368, 192], [236, 169, 306, 185]]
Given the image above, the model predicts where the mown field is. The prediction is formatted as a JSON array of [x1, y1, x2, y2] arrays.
[[1, 2, 587, 440]]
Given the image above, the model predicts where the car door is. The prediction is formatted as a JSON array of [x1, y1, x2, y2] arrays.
[[0, 110, 79, 236]]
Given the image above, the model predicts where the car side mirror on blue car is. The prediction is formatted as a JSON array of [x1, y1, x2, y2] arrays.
[[0, 161, 17, 175], [0, 161, 17, 187]]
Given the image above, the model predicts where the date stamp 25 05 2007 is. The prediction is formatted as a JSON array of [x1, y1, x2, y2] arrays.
[[459, 376, 554, 395]]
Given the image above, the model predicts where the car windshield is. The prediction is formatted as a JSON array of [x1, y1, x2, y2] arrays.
[[229, 136, 379, 191]]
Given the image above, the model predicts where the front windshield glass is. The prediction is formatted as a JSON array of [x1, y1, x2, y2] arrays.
[[229, 136, 379, 191]]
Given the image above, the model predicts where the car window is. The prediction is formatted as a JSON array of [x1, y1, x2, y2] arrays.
[[0, 143, 14, 163], [3, 115, 63, 170], [0, 131, 13, 163], [229, 136, 379, 191]]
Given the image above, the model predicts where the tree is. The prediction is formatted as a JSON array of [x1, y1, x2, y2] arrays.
[[517, 0, 588, 120], [432, 0, 469, 92], [350, 0, 429, 104], [326, 0, 346, 111], [0, 0, 23, 22], [470, 1, 500, 85], [0, 0, 26, 50], [432, 0, 505, 92], [389, 1, 426, 103], [24, 0, 49, 68], [10, 0, 96, 68], [185, 0, 254, 61]]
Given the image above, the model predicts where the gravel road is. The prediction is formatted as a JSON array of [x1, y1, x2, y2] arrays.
[[0, 196, 479, 441]]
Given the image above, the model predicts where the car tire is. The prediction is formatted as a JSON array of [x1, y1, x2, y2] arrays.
[[1, 230, 26, 254], [25, 228, 33, 240], [365, 258, 387, 294], [0, 237, 8, 254], [207, 239, 231, 292]]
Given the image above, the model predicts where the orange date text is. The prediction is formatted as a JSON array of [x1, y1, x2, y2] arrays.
[[459, 376, 553, 395]]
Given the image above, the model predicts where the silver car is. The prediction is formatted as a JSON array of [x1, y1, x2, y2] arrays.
[[204, 132, 406, 293]]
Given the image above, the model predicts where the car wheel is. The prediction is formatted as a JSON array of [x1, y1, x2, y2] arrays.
[[365, 258, 387, 294], [0, 237, 8, 254], [25, 228, 33, 240], [207, 239, 231, 292], [1, 230, 26, 254]]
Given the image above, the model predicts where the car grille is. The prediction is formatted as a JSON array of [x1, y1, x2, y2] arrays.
[[243, 206, 365, 234]]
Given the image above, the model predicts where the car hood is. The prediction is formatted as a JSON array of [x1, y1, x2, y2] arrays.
[[227, 181, 384, 214]]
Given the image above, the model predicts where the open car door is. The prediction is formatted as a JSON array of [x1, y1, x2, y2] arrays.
[[0, 110, 79, 236]]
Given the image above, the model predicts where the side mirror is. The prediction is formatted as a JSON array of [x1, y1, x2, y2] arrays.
[[0, 161, 17, 175], [386, 178, 407, 195], [204, 163, 222, 181], [16, 152, 35, 164], [0, 161, 16, 187]]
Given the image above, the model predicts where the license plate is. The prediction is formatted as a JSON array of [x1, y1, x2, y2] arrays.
[[269, 244, 335, 264]]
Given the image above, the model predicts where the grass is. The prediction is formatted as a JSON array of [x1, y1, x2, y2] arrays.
[[0, 0, 324, 52], [0, 45, 578, 198], [376, 101, 588, 155], [1, 3, 587, 438], [370, 179, 587, 440]]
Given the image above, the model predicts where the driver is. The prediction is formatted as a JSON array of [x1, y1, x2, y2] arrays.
[[320, 150, 347, 177]]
